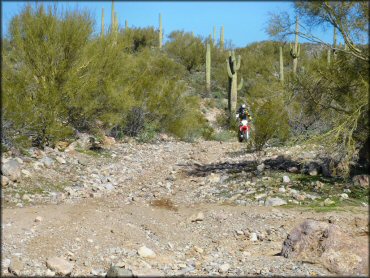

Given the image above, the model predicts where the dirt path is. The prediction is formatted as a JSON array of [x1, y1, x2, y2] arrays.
[[2, 140, 368, 276]]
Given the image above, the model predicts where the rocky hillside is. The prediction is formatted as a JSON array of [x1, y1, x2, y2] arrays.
[[1, 134, 369, 276]]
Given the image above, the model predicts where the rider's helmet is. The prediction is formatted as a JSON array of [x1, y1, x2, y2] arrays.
[[241, 104, 246, 109]]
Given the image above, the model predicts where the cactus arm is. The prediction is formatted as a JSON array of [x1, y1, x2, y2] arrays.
[[237, 77, 243, 91], [235, 55, 241, 71], [231, 50, 236, 62], [226, 60, 233, 78]]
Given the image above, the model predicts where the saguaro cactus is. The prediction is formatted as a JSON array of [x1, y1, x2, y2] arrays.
[[206, 43, 211, 92], [101, 8, 105, 38], [213, 26, 216, 45], [279, 46, 284, 83], [332, 26, 337, 60], [327, 48, 331, 65], [290, 15, 300, 75], [220, 25, 224, 50], [226, 51, 243, 114], [125, 20, 128, 29], [159, 13, 163, 49], [111, 1, 115, 32]]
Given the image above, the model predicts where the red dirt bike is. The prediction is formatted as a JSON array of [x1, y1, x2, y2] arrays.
[[237, 119, 251, 142]]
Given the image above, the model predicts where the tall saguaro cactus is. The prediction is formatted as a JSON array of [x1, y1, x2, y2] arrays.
[[279, 46, 284, 83], [290, 15, 300, 75], [333, 26, 337, 60], [101, 8, 105, 38], [206, 43, 211, 92], [125, 20, 128, 29], [111, 1, 115, 32], [110, 1, 118, 42], [220, 25, 224, 50], [159, 13, 163, 49], [327, 48, 331, 65], [213, 26, 216, 45], [226, 51, 243, 114]]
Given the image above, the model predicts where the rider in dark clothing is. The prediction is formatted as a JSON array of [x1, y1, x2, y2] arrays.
[[238, 104, 252, 121]]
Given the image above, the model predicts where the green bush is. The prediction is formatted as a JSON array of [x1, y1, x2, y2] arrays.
[[165, 31, 205, 72]]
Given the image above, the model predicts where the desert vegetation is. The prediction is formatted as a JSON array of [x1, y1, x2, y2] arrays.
[[2, 1, 368, 177]]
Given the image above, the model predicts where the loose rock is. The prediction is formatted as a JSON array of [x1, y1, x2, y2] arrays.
[[138, 246, 156, 258], [46, 257, 74, 275]]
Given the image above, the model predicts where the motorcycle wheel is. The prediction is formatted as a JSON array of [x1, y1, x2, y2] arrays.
[[238, 130, 243, 142]]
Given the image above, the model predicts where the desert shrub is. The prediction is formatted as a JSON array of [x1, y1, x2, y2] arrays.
[[252, 98, 290, 150], [165, 31, 205, 72], [119, 27, 158, 53]]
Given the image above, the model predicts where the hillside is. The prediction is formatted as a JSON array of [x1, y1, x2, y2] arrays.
[[1, 3, 369, 277]]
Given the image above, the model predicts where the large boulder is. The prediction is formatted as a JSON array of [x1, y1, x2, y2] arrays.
[[281, 220, 368, 275], [2, 159, 21, 182]]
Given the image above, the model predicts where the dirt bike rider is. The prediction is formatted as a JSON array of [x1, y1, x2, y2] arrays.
[[237, 104, 252, 121]]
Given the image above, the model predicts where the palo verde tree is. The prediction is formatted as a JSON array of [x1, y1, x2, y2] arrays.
[[266, 1, 369, 176], [2, 4, 94, 148]]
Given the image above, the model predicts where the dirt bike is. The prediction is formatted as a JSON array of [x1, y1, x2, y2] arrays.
[[237, 118, 251, 143]]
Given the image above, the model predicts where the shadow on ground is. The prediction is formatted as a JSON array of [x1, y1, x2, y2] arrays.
[[186, 155, 302, 177]]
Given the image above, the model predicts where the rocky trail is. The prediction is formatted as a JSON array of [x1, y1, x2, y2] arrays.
[[1, 135, 369, 276]]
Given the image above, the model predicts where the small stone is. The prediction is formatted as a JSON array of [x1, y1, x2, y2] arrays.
[[207, 173, 221, 184], [46, 257, 74, 275], [1, 175, 9, 186], [2, 258, 11, 268], [282, 176, 290, 183], [35, 216, 43, 222], [309, 169, 318, 176], [138, 246, 156, 258], [106, 265, 133, 277], [40, 157, 54, 168], [242, 251, 251, 257], [15, 157, 24, 164], [294, 194, 305, 201], [21, 169, 31, 177], [8, 258, 23, 275], [90, 192, 102, 198], [236, 230, 244, 235], [55, 157, 66, 164], [265, 197, 287, 207], [190, 212, 204, 222], [278, 187, 286, 193], [2, 159, 21, 181], [340, 193, 349, 200], [324, 198, 335, 206], [249, 232, 258, 241], [78, 157, 88, 166], [45, 269, 55, 276], [22, 194, 31, 201], [218, 263, 230, 273], [257, 164, 265, 172], [288, 167, 299, 173], [194, 246, 204, 253], [352, 175, 369, 188]]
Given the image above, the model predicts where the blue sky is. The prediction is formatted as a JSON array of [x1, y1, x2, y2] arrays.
[[2, 1, 336, 47]]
